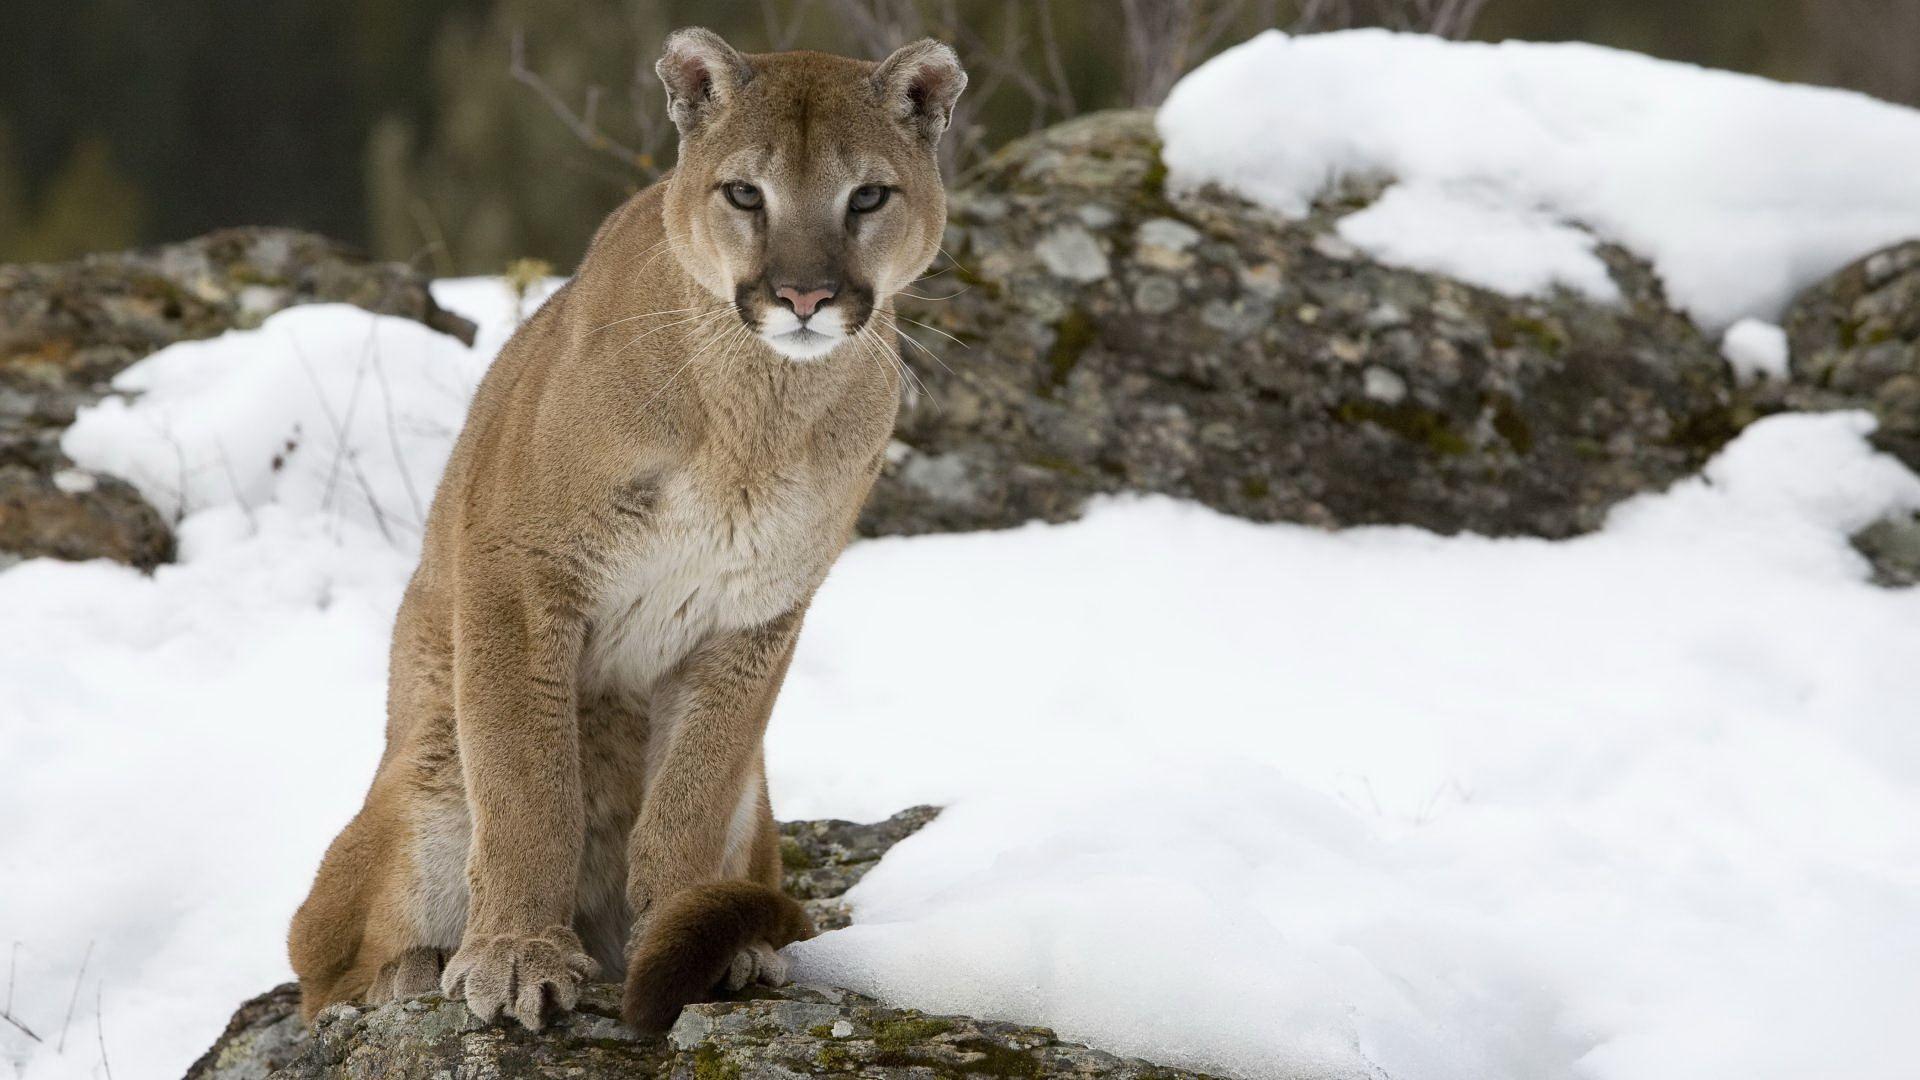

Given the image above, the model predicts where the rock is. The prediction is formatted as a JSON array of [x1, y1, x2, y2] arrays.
[[862, 110, 1740, 540], [189, 806, 1218, 1079], [780, 805, 939, 931], [0, 457, 173, 569], [1782, 239, 1920, 470], [183, 983, 309, 1080], [1851, 512, 1920, 587], [191, 982, 1217, 1080], [0, 228, 474, 569]]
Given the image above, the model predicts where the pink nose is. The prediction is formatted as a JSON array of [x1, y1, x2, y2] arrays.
[[775, 285, 837, 320]]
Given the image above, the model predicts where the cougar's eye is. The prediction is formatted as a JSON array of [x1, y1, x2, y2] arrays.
[[849, 185, 890, 213], [723, 182, 763, 211]]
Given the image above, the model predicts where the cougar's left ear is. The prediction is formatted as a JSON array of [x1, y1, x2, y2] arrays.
[[657, 27, 752, 135], [872, 39, 968, 143]]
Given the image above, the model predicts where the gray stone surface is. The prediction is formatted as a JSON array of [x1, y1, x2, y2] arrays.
[[191, 981, 1220, 1080], [0, 227, 473, 569], [860, 110, 1743, 541], [780, 805, 939, 931], [1760, 239, 1920, 586], [1783, 239, 1920, 468]]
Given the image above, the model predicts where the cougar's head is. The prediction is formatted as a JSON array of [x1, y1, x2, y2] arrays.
[[657, 29, 965, 360]]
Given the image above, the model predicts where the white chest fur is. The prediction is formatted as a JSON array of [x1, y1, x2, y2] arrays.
[[578, 466, 834, 699]]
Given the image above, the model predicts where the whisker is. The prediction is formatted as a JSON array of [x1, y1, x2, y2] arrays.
[[639, 320, 746, 413], [867, 324, 939, 413], [608, 306, 734, 361], [897, 285, 972, 301], [626, 230, 694, 272], [887, 320, 958, 380], [892, 313, 969, 350], [934, 244, 978, 281], [586, 305, 711, 335]]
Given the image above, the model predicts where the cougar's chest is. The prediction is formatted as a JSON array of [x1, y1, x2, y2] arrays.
[[578, 465, 833, 697]]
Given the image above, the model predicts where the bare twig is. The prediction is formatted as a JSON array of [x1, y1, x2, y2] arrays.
[[370, 346, 427, 526], [95, 981, 112, 1080], [0, 1011, 40, 1043], [213, 437, 259, 533], [55, 940, 91, 1054], [510, 30, 670, 178], [1034, 1, 1078, 119], [0, 946, 41, 1043], [1294, 0, 1490, 38]]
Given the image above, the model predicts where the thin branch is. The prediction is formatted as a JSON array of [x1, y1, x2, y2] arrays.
[[0, 1011, 39, 1043], [0, 945, 40, 1043], [95, 981, 112, 1080], [1035, 1, 1078, 119], [509, 30, 658, 175], [56, 940, 91, 1054]]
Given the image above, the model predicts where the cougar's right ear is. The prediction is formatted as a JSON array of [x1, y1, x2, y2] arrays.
[[656, 27, 752, 135]]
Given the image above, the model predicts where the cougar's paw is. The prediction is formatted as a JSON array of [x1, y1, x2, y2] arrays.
[[369, 946, 447, 1005], [724, 941, 790, 991], [441, 927, 598, 1030]]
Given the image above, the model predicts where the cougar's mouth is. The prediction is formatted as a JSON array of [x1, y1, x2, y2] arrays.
[[748, 299, 852, 361]]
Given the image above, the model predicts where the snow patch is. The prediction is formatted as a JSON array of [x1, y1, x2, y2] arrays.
[[1159, 30, 1920, 328], [1721, 318, 1791, 383]]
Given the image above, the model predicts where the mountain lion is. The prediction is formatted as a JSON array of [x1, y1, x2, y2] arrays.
[[288, 28, 965, 1033]]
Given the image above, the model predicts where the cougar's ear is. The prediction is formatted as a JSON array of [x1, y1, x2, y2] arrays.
[[656, 27, 752, 135], [872, 39, 967, 143]]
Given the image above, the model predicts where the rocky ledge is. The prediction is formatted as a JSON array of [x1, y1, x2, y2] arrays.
[[188, 982, 1214, 1080], [186, 806, 1216, 1079]]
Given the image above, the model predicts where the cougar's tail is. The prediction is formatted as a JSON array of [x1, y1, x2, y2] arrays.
[[622, 880, 816, 1033]]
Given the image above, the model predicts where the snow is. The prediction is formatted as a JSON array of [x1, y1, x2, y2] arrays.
[[7, 36, 1920, 1075], [1158, 30, 1920, 329], [1336, 181, 1622, 304], [1722, 319, 1792, 384], [0, 282, 1917, 1080]]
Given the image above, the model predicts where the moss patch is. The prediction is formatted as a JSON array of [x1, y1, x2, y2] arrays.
[[692, 1044, 741, 1080], [1488, 395, 1535, 454], [1045, 309, 1097, 392], [1335, 400, 1471, 455], [874, 1015, 957, 1052]]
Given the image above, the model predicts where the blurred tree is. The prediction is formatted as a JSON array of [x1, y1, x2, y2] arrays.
[[0, 131, 145, 262], [1, 0, 1914, 269]]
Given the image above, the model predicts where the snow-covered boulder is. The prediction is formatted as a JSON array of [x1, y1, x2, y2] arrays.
[[0, 228, 473, 569], [870, 110, 1739, 540]]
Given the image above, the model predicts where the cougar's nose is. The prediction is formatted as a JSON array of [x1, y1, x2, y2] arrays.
[[774, 283, 838, 320]]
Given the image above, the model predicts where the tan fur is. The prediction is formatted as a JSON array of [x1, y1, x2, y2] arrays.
[[288, 28, 965, 1031]]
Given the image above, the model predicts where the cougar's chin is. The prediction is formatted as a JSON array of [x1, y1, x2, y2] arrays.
[[756, 306, 850, 361]]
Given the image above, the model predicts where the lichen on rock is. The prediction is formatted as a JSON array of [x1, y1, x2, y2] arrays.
[[859, 110, 1743, 542]]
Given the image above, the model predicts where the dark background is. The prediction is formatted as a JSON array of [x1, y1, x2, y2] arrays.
[[1, 0, 1913, 273]]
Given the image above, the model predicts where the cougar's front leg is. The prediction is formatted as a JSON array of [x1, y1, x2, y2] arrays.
[[439, 545, 598, 1030], [626, 608, 803, 941]]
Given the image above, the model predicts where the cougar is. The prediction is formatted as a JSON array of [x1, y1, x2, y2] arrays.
[[288, 28, 965, 1033]]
